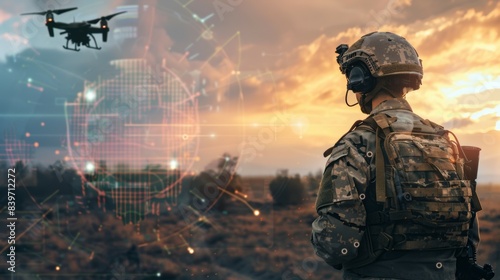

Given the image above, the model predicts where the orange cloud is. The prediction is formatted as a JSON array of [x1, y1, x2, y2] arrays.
[[256, 1, 500, 140], [226, 1, 500, 177], [0, 9, 11, 24]]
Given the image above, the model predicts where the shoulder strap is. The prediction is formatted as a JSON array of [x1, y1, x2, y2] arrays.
[[421, 118, 444, 130], [375, 127, 387, 203], [364, 114, 393, 204], [322, 114, 396, 204], [323, 115, 391, 203]]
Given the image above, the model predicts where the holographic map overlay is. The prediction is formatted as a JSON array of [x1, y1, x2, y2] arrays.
[[3, 1, 264, 276], [66, 58, 199, 222], [1, 139, 33, 168], [1, 129, 34, 168]]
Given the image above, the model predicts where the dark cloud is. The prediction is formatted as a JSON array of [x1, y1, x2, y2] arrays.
[[442, 118, 475, 130], [156, 0, 399, 70], [390, 0, 491, 26]]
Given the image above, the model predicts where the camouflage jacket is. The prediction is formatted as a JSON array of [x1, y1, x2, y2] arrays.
[[311, 98, 480, 280]]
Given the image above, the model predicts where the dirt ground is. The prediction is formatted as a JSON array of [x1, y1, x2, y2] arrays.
[[1, 184, 499, 279]]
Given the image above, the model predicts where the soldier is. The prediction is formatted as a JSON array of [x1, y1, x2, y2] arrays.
[[311, 32, 488, 280]]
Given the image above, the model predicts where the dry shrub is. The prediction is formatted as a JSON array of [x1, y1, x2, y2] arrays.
[[269, 174, 307, 205]]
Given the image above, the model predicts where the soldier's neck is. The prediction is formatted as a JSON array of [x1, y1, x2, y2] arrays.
[[371, 91, 404, 111], [371, 95, 393, 110]]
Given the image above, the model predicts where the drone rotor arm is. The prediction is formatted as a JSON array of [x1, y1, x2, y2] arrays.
[[86, 18, 101, 24], [87, 27, 105, 36], [50, 22, 70, 29]]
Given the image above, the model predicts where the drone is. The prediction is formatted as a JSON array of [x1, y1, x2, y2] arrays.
[[21, 7, 126, 51]]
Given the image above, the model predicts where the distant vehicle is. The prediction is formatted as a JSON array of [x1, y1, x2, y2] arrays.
[[21, 7, 126, 51]]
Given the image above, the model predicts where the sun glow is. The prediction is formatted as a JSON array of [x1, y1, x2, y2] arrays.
[[441, 74, 500, 98], [470, 105, 500, 120]]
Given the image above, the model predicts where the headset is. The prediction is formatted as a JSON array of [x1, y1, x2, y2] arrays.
[[335, 43, 421, 112], [335, 44, 376, 95], [346, 62, 376, 94]]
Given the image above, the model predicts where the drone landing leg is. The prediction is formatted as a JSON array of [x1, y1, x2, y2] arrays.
[[86, 34, 101, 50], [63, 40, 80, 51], [63, 45, 80, 51]]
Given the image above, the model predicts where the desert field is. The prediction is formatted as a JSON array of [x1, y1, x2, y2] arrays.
[[0, 181, 499, 279], [473, 184, 500, 269]]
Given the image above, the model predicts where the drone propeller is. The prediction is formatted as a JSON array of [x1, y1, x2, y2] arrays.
[[86, 11, 126, 24], [21, 7, 77, 16]]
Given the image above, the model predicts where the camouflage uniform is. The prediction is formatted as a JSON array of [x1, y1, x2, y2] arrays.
[[311, 98, 480, 280]]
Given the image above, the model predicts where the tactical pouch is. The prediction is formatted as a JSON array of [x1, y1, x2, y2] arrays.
[[362, 113, 473, 255]]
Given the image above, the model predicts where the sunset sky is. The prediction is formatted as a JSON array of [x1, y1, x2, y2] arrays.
[[0, 0, 499, 183]]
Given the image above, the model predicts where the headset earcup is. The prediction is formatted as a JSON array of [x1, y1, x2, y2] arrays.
[[347, 64, 376, 94]]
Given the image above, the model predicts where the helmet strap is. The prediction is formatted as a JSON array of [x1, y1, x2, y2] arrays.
[[344, 89, 358, 107]]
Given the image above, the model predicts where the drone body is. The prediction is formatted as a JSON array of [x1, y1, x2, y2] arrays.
[[21, 7, 126, 51]]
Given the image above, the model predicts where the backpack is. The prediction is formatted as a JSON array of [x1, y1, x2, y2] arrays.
[[340, 112, 481, 269]]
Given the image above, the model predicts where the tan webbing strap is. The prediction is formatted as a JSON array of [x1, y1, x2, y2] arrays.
[[373, 114, 390, 130], [398, 238, 468, 250], [409, 201, 470, 212], [420, 119, 432, 127], [405, 162, 456, 172], [375, 128, 386, 203], [422, 119, 444, 130], [404, 187, 472, 198], [366, 210, 414, 225]]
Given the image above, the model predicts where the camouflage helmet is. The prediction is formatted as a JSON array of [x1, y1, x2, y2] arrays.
[[337, 31, 423, 80]]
